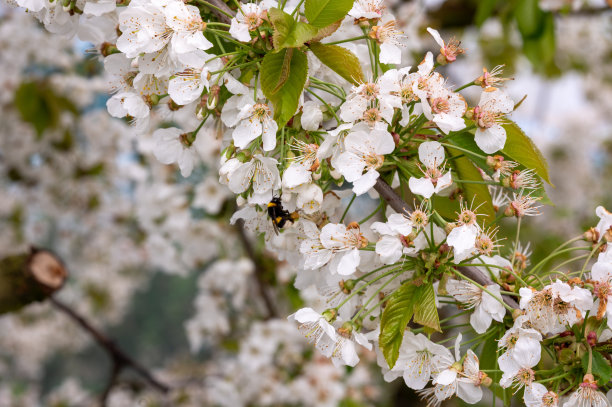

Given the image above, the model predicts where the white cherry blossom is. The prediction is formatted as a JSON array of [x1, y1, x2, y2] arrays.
[[301, 101, 323, 131], [229, 2, 266, 42], [498, 316, 542, 375], [226, 154, 280, 204], [335, 126, 395, 195], [371, 213, 413, 264], [288, 307, 336, 351], [232, 102, 279, 151], [221, 75, 264, 128], [319, 223, 367, 275], [168, 52, 211, 105], [565, 375, 610, 407], [370, 18, 406, 64], [339, 70, 401, 127], [106, 91, 150, 119], [152, 127, 200, 177], [408, 141, 452, 199], [420, 81, 467, 134], [348, 0, 385, 20], [427, 27, 465, 64], [163, 1, 212, 54], [473, 88, 514, 154], [427, 335, 484, 405], [596, 206, 612, 240], [382, 331, 451, 390], [446, 280, 505, 334], [524, 383, 559, 407]]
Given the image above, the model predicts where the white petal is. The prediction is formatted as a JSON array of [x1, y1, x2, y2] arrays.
[[418, 141, 445, 168], [434, 369, 457, 386], [229, 20, 251, 42], [457, 381, 483, 404], [376, 235, 403, 264], [336, 152, 366, 182], [427, 27, 445, 47], [261, 117, 278, 151], [352, 169, 379, 195], [232, 118, 262, 149], [409, 177, 435, 198], [474, 125, 507, 154], [334, 249, 361, 276], [379, 42, 401, 65]]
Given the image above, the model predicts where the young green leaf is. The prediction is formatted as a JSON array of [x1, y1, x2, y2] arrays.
[[261, 48, 309, 126], [502, 121, 552, 185], [308, 42, 365, 85], [304, 0, 354, 28], [269, 8, 319, 50], [413, 284, 441, 333], [309, 19, 342, 42], [379, 281, 416, 369]]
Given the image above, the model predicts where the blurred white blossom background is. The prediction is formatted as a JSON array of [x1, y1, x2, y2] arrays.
[[0, 0, 611, 406]]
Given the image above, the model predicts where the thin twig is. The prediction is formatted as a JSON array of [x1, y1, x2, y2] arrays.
[[373, 178, 519, 309], [203, 0, 235, 24], [49, 297, 170, 403], [234, 220, 279, 319]]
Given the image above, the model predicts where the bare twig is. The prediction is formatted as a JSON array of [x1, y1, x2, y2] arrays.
[[234, 220, 279, 319], [373, 178, 519, 309], [205, 0, 234, 24], [49, 297, 170, 405]]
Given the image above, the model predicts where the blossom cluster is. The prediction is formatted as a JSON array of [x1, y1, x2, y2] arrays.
[[5, 0, 612, 406]]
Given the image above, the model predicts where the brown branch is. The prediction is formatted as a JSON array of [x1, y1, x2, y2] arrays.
[[49, 297, 170, 404], [234, 220, 279, 319], [373, 178, 519, 309], [204, 0, 235, 24]]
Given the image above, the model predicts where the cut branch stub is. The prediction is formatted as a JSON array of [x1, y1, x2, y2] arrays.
[[0, 247, 67, 314]]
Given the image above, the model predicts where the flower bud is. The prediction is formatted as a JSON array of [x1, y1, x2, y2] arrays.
[[465, 108, 475, 120], [587, 331, 597, 347], [339, 279, 356, 294], [235, 150, 252, 163], [338, 321, 355, 338], [436, 53, 448, 66], [322, 308, 337, 322], [481, 375, 492, 387], [584, 227, 600, 244]]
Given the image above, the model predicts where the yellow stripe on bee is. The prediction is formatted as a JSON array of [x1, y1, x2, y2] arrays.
[[268, 202, 276, 207], [276, 216, 283, 223]]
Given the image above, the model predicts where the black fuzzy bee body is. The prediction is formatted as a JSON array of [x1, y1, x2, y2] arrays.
[[267, 197, 296, 233]]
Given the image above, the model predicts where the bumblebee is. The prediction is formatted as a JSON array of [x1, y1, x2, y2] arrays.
[[267, 197, 298, 234]]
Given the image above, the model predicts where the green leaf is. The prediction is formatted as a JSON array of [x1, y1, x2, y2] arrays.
[[582, 350, 612, 386], [379, 281, 417, 369], [480, 335, 512, 403], [304, 0, 354, 28], [14, 81, 78, 138], [522, 12, 556, 71], [261, 48, 309, 126], [309, 19, 342, 42], [433, 147, 496, 223], [309, 42, 365, 85], [475, 0, 498, 26], [514, 0, 545, 38], [413, 284, 441, 333], [502, 121, 552, 185], [269, 8, 319, 49]]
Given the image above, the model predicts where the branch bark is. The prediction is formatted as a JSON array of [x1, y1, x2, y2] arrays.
[[49, 297, 170, 405], [373, 178, 519, 309], [204, 0, 234, 24], [234, 220, 279, 319]]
